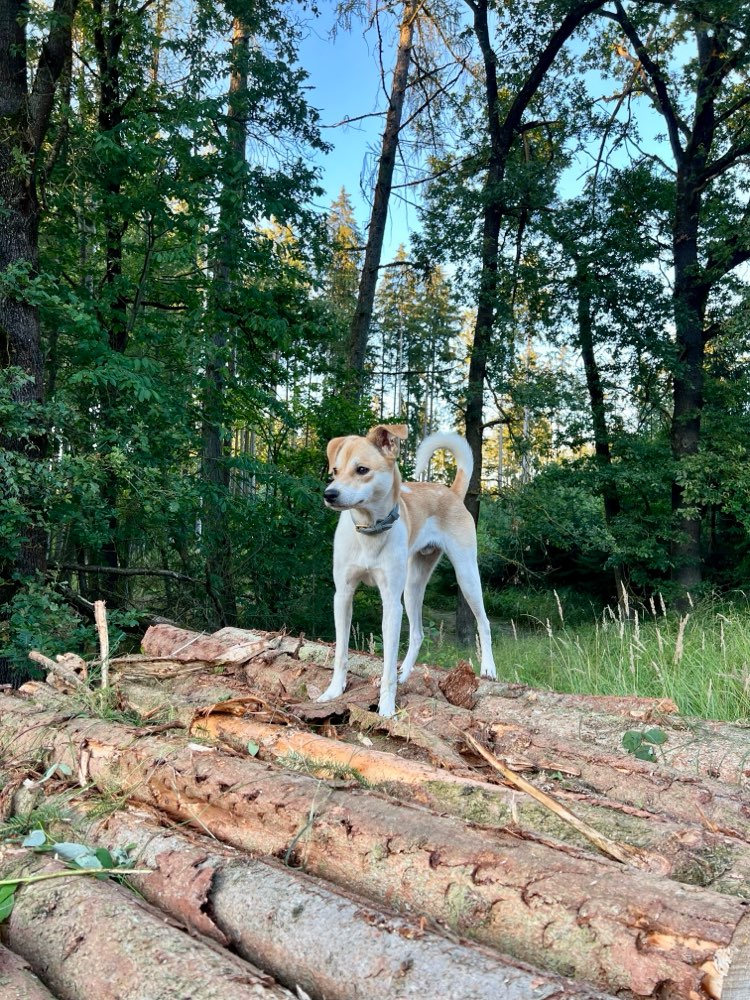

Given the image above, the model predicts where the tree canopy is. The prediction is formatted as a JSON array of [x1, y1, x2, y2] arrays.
[[1, 0, 749, 672]]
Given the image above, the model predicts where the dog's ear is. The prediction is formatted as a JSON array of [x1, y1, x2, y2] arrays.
[[366, 424, 408, 458], [326, 436, 347, 470]]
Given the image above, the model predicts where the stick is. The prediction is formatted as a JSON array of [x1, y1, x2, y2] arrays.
[[464, 732, 644, 867], [93, 600, 110, 689], [28, 651, 84, 689]]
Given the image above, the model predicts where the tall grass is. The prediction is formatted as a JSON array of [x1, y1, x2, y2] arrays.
[[419, 593, 750, 722]]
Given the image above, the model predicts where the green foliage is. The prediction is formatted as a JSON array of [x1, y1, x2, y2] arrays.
[[622, 727, 667, 763]]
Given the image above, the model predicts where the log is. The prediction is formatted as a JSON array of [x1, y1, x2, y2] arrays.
[[62, 803, 615, 1000], [25, 674, 738, 894], [0, 849, 293, 1000], [139, 625, 750, 788], [1, 693, 748, 998], [95, 647, 750, 844], [141, 625, 680, 718], [190, 712, 750, 895], [0, 944, 57, 1000]]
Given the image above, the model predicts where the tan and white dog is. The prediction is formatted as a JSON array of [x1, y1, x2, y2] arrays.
[[321, 424, 497, 717]]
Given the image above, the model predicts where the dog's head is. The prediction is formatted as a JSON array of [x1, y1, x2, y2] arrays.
[[323, 424, 408, 511]]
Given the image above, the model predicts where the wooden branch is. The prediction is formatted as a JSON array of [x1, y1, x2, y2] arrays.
[[51, 562, 199, 584], [28, 0, 79, 154], [465, 733, 639, 866], [28, 650, 84, 689], [93, 599, 110, 689]]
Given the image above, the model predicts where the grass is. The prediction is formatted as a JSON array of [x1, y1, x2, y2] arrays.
[[418, 593, 750, 723]]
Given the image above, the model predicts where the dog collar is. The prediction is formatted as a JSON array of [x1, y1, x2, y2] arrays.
[[355, 504, 400, 535]]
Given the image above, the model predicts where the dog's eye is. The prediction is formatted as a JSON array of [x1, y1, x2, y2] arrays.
[[356, 466, 369, 475], [327, 470, 336, 482]]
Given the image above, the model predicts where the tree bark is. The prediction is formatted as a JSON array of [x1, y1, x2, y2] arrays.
[[0, 851, 292, 1000], [2, 693, 748, 998], [187, 712, 750, 896], [456, 0, 603, 641], [0, 0, 78, 595], [610, 9, 750, 601], [574, 257, 627, 608], [200, 17, 248, 627], [72, 804, 613, 1000], [347, 0, 419, 382], [0, 943, 57, 1000]]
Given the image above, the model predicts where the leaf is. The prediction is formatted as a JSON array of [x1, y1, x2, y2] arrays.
[[246, 740, 260, 757], [621, 730, 643, 753], [72, 854, 103, 870], [22, 829, 47, 848], [94, 847, 115, 869], [634, 745, 657, 762], [52, 842, 90, 862], [0, 885, 16, 922], [57, 762, 73, 776], [642, 727, 667, 745]]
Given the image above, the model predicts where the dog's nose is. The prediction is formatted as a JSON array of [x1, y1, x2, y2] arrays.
[[324, 488, 339, 503]]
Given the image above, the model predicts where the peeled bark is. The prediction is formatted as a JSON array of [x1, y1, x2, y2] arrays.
[[1, 694, 748, 998], [0, 944, 57, 1000], [189, 712, 750, 896], [72, 805, 614, 1000], [0, 850, 292, 1000]]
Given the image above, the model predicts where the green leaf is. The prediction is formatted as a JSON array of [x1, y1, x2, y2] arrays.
[[94, 847, 115, 869], [621, 730, 643, 753], [642, 727, 667, 745], [72, 854, 103, 870], [0, 885, 16, 922], [634, 745, 657, 762], [22, 829, 47, 848], [246, 740, 260, 757], [52, 842, 90, 862]]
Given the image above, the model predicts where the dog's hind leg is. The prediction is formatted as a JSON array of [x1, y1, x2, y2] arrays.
[[446, 543, 497, 680], [399, 549, 442, 683], [318, 582, 356, 703]]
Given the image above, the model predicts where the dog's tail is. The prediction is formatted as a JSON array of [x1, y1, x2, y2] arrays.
[[414, 432, 473, 501]]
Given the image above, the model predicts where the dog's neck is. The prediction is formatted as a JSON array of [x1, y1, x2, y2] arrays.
[[348, 464, 401, 532]]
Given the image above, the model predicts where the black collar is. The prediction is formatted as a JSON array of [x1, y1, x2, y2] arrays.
[[355, 504, 400, 535]]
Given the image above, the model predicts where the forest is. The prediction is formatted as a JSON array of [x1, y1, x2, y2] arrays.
[[1, 0, 749, 714]]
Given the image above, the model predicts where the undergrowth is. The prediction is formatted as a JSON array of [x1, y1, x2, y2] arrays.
[[418, 593, 750, 722]]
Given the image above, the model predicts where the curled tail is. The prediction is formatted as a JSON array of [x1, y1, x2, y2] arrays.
[[413, 432, 473, 501]]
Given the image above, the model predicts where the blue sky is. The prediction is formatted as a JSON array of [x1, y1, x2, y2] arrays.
[[297, 5, 414, 259]]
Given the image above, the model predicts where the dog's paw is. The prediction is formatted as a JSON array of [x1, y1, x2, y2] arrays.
[[397, 664, 412, 683], [317, 683, 345, 703], [480, 665, 497, 680], [377, 699, 397, 719]]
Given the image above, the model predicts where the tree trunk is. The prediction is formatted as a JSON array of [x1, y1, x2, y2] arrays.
[[1, 693, 747, 998], [71, 805, 610, 1000], [347, 0, 418, 382], [188, 713, 750, 895], [457, 0, 603, 640], [200, 17, 248, 627], [0, 944, 57, 1000], [670, 168, 707, 600], [575, 258, 627, 608], [0, 0, 77, 599], [0, 851, 292, 1000]]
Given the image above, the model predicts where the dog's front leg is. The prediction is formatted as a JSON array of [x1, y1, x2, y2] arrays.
[[318, 582, 355, 703], [375, 570, 406, 718]]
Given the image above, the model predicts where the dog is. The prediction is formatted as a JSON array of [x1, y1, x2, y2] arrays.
[[321, 423, 497, 717]]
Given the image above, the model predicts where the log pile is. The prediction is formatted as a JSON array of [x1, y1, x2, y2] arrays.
[[1, 623, 750, 999]]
